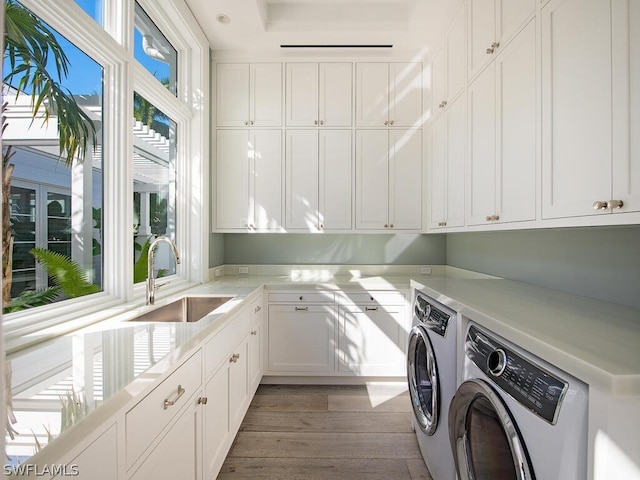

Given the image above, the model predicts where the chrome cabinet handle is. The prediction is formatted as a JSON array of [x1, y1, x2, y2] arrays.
[[244, 121, 249, 126], [438, 221, 447, 227], [389, 120, 395, 125], [197, 397, 208, 405], [486, 41, 500, 54], [485, 215, 500, 222], [607, 200, 624, 210], [250, 120, 254, 125], [164, 385, 185, 409], [593, 201, 608, 210], [384, 120, 389, 126], [319, 120, 324, 125], [230, 353, 240, 363], [314, 120, 318, 125], [365, 306, 379, 311], [251, 330, 257, 335], [255, 305, 261, 314], [295, 306, 309, 312]]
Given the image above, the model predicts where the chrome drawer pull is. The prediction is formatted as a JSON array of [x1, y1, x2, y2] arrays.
[[365, 306, 379, 311], [163, 385, 185, 409], [295, 306, 309, 312]]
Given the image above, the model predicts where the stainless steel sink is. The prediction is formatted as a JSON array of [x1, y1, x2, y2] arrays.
[[130, 296, 234, 323]]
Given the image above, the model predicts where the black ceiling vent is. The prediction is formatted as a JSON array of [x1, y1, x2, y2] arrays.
[[280, 44, 393, 48]]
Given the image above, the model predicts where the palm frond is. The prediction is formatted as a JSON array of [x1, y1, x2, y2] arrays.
[[30, 248, 99, 298], [3, 287, 61, 313]]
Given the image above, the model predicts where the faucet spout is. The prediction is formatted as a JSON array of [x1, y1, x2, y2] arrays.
[[146, 236, 181, 305]]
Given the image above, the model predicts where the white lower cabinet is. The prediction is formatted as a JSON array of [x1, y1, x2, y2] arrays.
[[53, 425, 118, 480], [203, 363, 229, 480], [129, 397, 201, 480], [337, 303, 407, 376], [266, 290, 408, 376], [267, 303, 336, 373]]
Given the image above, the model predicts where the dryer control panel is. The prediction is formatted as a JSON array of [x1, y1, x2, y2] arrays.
[[466, 325, 568, 425], [414, 294, 450, 337]]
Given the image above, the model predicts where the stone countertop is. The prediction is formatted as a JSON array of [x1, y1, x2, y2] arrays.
[[411, 276, 640, 397]]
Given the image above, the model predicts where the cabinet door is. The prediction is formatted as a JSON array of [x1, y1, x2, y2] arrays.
[[216, 63, 249, 127], [355, 130, 389, 229], [285, 130, 319, 230], [286, 63, 319, 127], [466, 64, 496, 226], [337, 305, 406, 376], [248, 320, 262, 394], [319, 63, 352, 127], [431, 45, 447, 116], [53, 425, 117, 480], [216, 130, 250, 229], [496, 19, 536, 223], [446, 95, 467, 228], [251, 130, 282, 230], [319, 130, 352, 230], [267, 305, 336, 372], [612, 0, 640, 213], [389, 63, 423, 127], [203, 365, 229, 480], [130, 398, 200, 480], [428, 112, 447, 229], [388, 129, 422, 230], [469, 0, 496, 79], [229, 339, 248, 431], [542, 0, 612, 219], [447, 5, 467, 102], [250, 63, 282, 127], [355, 63, 389, 127], [498, 0, 535, 47]]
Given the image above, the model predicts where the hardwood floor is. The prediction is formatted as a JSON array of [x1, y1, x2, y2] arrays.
[[217, 384, 433, 480]]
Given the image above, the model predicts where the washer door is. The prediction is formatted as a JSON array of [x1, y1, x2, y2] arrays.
[[448, 379, 534, 480], [407, 325, 439, 435]]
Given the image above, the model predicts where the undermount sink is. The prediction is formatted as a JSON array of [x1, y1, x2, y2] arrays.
[[130, 296, 234, 323]]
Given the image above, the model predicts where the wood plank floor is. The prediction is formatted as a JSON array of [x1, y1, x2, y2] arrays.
[[217, 384, 433, 480]]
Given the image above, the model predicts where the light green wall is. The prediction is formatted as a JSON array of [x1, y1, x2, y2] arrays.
[[446, 226, 640, 309], [214, 233, 446, 266]]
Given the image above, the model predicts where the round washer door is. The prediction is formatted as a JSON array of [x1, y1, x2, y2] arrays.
[[407, 325, 439, 435], [448, 379, 534, 480]]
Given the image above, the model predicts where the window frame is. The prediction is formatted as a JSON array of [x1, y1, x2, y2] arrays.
[[3, 0, 210, 352]]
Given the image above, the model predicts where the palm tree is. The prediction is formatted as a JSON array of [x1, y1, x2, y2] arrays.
[[2, 0, 97, 304]]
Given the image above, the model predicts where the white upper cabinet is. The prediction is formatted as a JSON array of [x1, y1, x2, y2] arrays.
[[541, 0, 613, 219], [431, 4, 466, 117], [468, 0, 535, 80], [216, 129, 282, 230], [216, 63, 282, 127], [355, 129, 422, 231], [285, 130, 352, 231], [286, 63, 352, 127], [467, 19, 536, 226], [428, 94, 466, 230], [356, 63, 423, 127]]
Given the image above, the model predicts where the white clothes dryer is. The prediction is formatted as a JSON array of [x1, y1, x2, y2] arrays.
[[407, 291, 457, 480], [449, 321, 589, 480]]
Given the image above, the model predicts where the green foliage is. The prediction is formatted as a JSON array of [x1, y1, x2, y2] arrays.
[[30, 247, 100, 298], [133, 237, 168, 284], [3, 0, 96, 165], [3, 287, 60, 313]]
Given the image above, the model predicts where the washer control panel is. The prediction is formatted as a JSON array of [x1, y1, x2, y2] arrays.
[[414, 294, 450, 337], [466, 325, 568, 425]]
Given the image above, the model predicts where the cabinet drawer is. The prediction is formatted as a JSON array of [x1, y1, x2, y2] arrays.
[[126, 350, 202, 469], [338, 291, 406, 305], [268, 292, 335, 304], [205, 312, 250, 377]]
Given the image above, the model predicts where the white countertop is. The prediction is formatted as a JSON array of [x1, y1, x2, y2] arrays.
[[7, 268, 640, 465], [411, 276, 640, 397]]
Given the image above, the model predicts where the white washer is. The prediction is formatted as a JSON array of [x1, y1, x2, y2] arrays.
[[407, 291, 457, 480], [449, 321, 589, 480]]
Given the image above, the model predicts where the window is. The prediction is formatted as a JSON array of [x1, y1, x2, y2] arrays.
[[73, 0, 103, 26], [133, 93, 178, 282], [3, 1, 104, 311], [134, 2, 178, 95]]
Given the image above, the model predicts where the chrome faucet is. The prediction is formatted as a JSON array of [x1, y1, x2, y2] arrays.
[[146, 236, 181, 305]]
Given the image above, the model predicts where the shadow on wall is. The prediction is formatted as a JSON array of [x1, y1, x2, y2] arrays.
[[446, 225, 640, 309], [221, 233, 446, 266]]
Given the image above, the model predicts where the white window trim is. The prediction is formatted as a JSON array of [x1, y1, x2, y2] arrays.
[[3, 0, 210, 351]]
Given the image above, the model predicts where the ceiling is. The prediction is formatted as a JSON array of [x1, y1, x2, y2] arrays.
[[183, 0, 463, 58]]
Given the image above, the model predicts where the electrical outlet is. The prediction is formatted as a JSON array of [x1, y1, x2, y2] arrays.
[[238, 266, 249, 275], [420, 266, 432, 275]]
